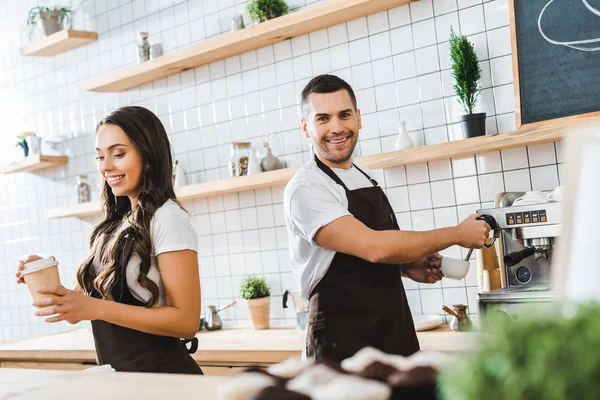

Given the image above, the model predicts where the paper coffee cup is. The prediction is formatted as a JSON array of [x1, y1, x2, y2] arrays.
[[21, 258, 61, 306]]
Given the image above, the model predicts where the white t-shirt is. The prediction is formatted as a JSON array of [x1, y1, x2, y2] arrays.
[[94, 199, 198, 306], [284, 159, 377, 300]]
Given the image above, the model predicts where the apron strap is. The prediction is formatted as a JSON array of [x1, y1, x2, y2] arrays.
[[313, 154, 378, 190], [352, 164, 379, 187], [181, 337, 199, 354]]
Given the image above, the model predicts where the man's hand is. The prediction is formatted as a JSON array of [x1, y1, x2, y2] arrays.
[[405, 253, 443, 284], [455, 214, 490, 248]]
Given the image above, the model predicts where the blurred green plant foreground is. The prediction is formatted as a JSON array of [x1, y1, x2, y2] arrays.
[[439, 302, 600, 400]]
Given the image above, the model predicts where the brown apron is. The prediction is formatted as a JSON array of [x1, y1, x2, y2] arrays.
[[89, 260, 202, 374], [306, 156, 420, 363]]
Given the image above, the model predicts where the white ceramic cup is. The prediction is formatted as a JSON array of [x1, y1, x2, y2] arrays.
[[512, 191, 548, 205], [547, 186, 564, 202], [440, 257, 470, 280]]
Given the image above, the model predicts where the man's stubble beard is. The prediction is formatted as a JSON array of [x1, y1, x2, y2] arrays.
[[317, 131, 359, 164]]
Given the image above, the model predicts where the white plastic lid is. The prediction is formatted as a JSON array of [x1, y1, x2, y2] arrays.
[[21, 258, 59, 275]]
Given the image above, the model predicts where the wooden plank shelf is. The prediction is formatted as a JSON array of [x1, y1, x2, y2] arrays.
[[83, 0, 414, 92], [21, 30, 97, 57], [44, 201, 102, 219], [0, 154, 68, 174], [43, 117, 593, 220]]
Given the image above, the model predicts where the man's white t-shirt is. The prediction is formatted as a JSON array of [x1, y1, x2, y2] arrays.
[[284, 159, 378, 300], [94, 199, 198, 306]]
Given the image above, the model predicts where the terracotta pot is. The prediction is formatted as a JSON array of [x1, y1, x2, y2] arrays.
[[245, 296, 270, 330]]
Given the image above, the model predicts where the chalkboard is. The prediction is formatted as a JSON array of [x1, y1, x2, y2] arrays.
[[511, 0, 600, 125]]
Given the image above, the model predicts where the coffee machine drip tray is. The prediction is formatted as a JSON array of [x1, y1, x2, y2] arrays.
[[478, 285, 554, 303]]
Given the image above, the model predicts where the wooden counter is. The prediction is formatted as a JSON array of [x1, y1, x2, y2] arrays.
[[0, 368, 225, 399], [0, 326, 479, 374]]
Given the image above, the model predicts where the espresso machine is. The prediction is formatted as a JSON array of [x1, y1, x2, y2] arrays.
[[477, 192, 560, 323]]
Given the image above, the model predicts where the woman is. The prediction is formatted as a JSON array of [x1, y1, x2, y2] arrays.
[[16, 106, 202, 374]]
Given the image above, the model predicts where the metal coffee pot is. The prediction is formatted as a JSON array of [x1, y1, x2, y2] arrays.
[[202, 301, 236, 331], [442, 304, 472, 332]]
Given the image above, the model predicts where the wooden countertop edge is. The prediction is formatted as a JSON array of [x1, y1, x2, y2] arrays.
[[0, 326, 481, 365]]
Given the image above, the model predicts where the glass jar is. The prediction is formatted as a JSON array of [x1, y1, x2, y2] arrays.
[[75, 175, 91, 203], [137, 32, 150, 63], [229, 142, 251, 178]]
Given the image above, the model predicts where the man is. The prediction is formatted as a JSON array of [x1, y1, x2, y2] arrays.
[[284, 74, 490, 362]]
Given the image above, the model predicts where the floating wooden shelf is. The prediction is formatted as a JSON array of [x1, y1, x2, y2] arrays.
[[44, 201, 102, 219], [0, 154, 68, 174], [21, 30, 97, 57], [44, 117, 593, 220], [84, 0, 414, 92]]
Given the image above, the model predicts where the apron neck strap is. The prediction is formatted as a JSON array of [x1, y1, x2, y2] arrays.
[[313, 154, 378, 189]]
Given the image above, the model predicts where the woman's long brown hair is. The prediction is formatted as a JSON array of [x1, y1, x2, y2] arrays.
[[77, 106, 178, 307]]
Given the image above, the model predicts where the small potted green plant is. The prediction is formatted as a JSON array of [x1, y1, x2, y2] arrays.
[[439, 302, 600, 399], [449, 27, 485, 138], [239, 275, 271, 330], [246, 0, 289, 24], [27, 6, 73, 39], [16, 132, 31, 157]]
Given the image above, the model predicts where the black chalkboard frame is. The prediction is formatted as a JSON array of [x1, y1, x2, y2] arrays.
[[508, 0, 600, 128]]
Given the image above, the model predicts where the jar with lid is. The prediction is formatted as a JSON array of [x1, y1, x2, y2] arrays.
[[229, 142, 251, 178], [137, 32, 150, 63], [75, 175, 91, 203]]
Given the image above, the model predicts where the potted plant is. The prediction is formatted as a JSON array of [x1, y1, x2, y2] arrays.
[[246, 0, 289, 23], [239, 275, 271, 330], [439, 302, 600, 399], [16, 132, 32, 157], [449, 27, 485, 138], [27, 6, 73, 38]]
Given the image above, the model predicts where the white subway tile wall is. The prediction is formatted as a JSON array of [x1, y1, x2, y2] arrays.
[[0, 0, 562, 344]]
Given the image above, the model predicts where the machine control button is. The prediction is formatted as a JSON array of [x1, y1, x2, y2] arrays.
[[531, 210, 539, 223], [539, 210, 547, 222], [523, 211, 531, 224], [515, 212, 523, 224], [506, 213, 515, 225]]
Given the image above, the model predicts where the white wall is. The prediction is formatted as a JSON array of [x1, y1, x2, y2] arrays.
[[0, 0, 563, 344]]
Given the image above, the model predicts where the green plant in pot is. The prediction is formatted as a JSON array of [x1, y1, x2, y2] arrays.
[[439, 302, 600, 400], [27, 6, 73, 39], [240, 275, 271, 330], [246, 0, 289, 23], [449, 27, 485, 138], [16, 132, 31, 157]]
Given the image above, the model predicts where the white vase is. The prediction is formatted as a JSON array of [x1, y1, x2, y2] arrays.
[[394, 121, 414, 151], [247, 149, 261, 175]]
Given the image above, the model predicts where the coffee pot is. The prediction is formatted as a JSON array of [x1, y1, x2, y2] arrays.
[[442, 304, 472, 332], [283, 290, 309, 330], [203, 301, 236, 331]]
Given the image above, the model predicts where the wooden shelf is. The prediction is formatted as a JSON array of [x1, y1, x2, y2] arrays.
[[44, 117, 595, 219], [84, 0, 413, 92], [44, 201, 102, 219], [0, 154, 68, 174], [175, 168, 298, 200], [21, 30, 97, 56]]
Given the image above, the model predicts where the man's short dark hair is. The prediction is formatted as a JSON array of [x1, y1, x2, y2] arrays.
[[300, 74, 357, 116]]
